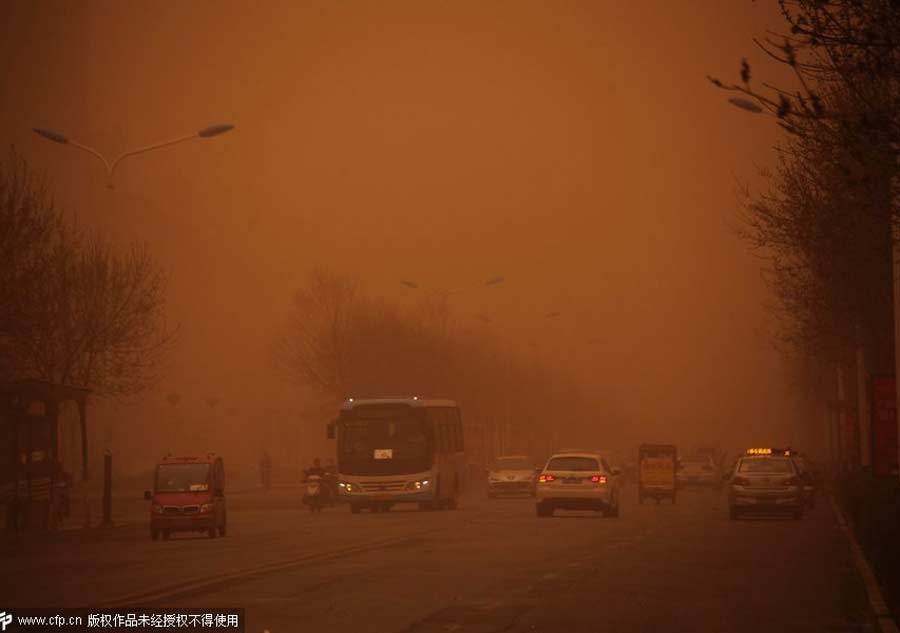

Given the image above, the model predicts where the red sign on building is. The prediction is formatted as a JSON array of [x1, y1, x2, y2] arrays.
[[871, 376, 899, 478]]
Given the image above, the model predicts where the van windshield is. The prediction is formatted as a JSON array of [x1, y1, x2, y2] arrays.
[[156, 463, 210, 492]]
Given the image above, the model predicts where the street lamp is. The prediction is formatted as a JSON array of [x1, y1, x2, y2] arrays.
[[727, 97, 764, 113], [33, 123, 234, 188]]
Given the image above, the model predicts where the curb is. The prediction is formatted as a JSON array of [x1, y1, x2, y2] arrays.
[[828, 496, 900, 633]]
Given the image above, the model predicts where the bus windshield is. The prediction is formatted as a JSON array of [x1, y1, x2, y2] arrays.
[[339, 407, 433, 475]]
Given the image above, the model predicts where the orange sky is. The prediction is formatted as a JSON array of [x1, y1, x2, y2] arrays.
[[1, 1, 812, 452]]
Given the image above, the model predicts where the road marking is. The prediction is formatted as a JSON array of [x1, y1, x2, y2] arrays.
[[95, 531, 437, 608], [829, 497, 900, 633]]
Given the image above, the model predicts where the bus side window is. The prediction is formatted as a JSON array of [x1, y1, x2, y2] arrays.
[[430, 408, 447, 453], [441, 411, 452, 454]]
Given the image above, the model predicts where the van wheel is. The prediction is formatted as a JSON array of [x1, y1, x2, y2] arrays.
[[218, 522, 226, 537], [151, 529, 159, 541], [208, 527, 217, 538]]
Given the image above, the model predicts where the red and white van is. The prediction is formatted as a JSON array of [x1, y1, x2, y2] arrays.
[[144, 454, 226, 540]]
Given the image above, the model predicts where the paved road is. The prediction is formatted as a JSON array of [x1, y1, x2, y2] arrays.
[[3, 484, 883, 632]]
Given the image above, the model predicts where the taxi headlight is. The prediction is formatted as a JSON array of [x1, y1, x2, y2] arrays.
[[152, 504, 163, 514]]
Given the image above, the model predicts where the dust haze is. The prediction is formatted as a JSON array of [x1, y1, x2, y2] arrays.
[[0, 1, 812, 478]]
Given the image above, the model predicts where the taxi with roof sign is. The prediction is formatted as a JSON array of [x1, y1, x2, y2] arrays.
[[724, 448, 804, 520]]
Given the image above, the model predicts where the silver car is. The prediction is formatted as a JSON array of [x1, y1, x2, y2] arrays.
[[535, 452, 623, 517], [487, 455, 538, 497], [677, 455, 717, 487], [727, 454, 804, 520]]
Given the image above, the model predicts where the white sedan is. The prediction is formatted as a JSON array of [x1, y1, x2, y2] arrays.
[[535, 452, 623, 518]]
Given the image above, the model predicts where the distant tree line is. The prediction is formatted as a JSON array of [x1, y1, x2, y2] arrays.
[[272, 268, 597, 458], [709, 0, 900, 446], [0, 149, 171, 397]]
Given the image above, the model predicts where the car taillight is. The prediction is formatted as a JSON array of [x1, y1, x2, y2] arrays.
[[539, 473, 555, 483], [783, 476, 800, 486], [732, 476, 751, 486], [590, 475, 607, 484]]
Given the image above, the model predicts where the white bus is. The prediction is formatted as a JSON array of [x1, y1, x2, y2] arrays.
[[327, 398, 465, 513]]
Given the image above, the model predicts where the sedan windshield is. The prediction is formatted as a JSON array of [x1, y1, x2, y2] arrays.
[[156, 463, 210, 492], [494, 457, 531, 470], [547, 456, 599, 471], [738, 458, 794, 474]]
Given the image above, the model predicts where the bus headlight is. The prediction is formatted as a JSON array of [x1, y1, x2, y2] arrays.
[[406, 479, 431, 491]]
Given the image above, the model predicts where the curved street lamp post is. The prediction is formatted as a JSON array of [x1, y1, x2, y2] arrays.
[[33, 123, 234, 188]]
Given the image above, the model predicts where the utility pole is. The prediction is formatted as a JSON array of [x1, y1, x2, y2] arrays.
[[855, 323, 871, 469], [893, 240, 900, 483]]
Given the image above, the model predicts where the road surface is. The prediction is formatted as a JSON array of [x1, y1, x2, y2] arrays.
[[3, 484, 882, 632]]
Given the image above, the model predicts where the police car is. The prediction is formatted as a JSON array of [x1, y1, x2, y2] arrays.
[[726, 448, 804, 520]]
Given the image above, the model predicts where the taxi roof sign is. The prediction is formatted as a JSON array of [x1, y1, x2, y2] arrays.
[[745, 447, 795, 456]]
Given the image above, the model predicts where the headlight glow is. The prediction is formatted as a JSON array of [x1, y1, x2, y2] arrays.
[[405, 479, 432, 491], [200, 503, 214, 513]]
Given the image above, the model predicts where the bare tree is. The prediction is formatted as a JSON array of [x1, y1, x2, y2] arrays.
[[7, 236, 172, 397], [0, 148, 62, 360], [273, 268, 359, 399], [273, 268, 609, 456]]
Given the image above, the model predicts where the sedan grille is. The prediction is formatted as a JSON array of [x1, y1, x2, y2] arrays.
[[360, 480, 406, 492]]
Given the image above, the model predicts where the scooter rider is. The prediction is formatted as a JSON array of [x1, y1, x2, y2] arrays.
[[303, 458, 331, 509]]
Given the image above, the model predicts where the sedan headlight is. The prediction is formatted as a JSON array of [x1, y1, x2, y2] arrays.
[[338, 481, 362, 493], [152, 504, 163, 514]]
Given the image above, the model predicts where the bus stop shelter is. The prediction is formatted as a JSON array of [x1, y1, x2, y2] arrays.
[[0, 380, 90, 531]]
